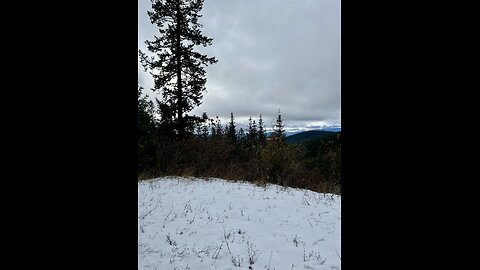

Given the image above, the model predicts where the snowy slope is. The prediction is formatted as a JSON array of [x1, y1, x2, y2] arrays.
[[138, 177, 341, 270]]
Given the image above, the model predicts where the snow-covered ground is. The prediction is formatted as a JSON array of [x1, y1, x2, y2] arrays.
[[138, 177, 341, 270]]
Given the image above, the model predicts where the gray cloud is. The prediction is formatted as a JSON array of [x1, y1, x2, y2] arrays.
[[138, 0, 341, 130]]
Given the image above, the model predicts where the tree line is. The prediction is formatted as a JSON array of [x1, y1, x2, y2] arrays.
[[138, 85, 340, 194]]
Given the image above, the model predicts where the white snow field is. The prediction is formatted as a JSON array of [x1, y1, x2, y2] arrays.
[[138, 177, 341, 270]]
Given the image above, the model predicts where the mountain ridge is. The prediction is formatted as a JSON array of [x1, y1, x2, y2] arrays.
[[285, 129, 340, 143]]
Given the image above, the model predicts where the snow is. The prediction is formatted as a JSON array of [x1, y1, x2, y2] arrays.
[[138, 177, 341, 270]]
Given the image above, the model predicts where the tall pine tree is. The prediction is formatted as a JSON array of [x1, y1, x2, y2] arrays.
[[227, 112, 237, 144], [247, 116, 258, 144], [139, 0, 217, 138], [272, 110, 286, 141], [258, 114, 266, 146]]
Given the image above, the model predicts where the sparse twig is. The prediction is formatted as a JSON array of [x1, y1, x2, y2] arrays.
[[266, 251, 273, 270], [293, 234, 301, 247], [166, 233, 176, 246], [302, 242, 307, 262], [163, 210, 174, 228], [183, 200, 192, 216], [231, 255, 243, 267], [307, 218, 313, 228], [212, 241, 224, 262], [303, 198, 310, 206], [223, 226, 233, 255], [247, 241, 261, 265], [188, 210, 196, 224], [139, 198, 161, 220], [148, 231, 158, 240]]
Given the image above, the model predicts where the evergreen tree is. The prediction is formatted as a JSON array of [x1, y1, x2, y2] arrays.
[[138, 86, 158, 172], [200, 112, 209, 140], [227, 112, 237, 144], [247, 116, 258, 143], [258, 114, 266, 146], [138, 86, 156, 134], [252, 120, 258, 144], [272, 110, 286, 141], [209, 118, 216, 139], [247, 116, 258, 151], [139, 0, 217, 138], [194, 122, 202, 139], [247, 116, 253, 137], [214, 116, 223, 139], [237, 128, 246, 144]]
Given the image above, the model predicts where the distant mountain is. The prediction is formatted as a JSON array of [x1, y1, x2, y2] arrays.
[[285, 130, 304, 137], [266, 127, 341, 138], [320, 127, 341, 132], [266, 130, 302, 137], [285, 130, 339, 144]]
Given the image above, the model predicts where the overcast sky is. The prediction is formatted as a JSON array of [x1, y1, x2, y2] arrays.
[[138, 0, 340, 132]]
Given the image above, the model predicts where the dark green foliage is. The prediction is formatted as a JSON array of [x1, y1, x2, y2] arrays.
[[194, 112, 209, 139], [200, 112, 209, 139], [247, 116, 255, 141], [139, 0, 217, 138], [237, 128, 246, 145], [302, 132, 341, 185], [257, 114, 266, 147], [257, 140, 301, 185], [271, 111, 286, 142], [155, 98, 176, 138], [138, 86, 158, 173], [314, 133, 341, 184], [246, 116, 259, 151], [214, 116, 223, 139], [227, 112, 237, 144], [207, 116, 224, 140]]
